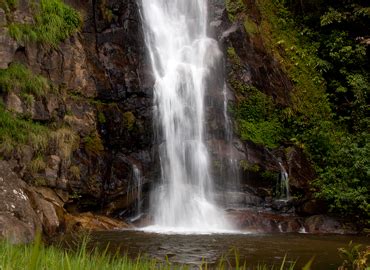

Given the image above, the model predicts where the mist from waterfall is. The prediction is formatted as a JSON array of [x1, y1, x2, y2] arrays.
[[140, 0, 231, 232]]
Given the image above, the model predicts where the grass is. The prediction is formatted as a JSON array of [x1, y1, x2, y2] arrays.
[[83, 132, 104, 156], [0, 236, 316, 270], [8, 0, 81, 47], [50, 127, 79, 160], [0, 237, 160, 270], [0, 104, 49, 156], [0, 0, 17, 13], [28, 155, 46, 174], [0, 63, 49, 97], [1, 235, 368, 270]]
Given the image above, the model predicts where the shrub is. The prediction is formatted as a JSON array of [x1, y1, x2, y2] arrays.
[[0, 105, 49, 155], [233, 86, 283, 148], [0, 63, 49, 97], [50, 127, 79, 160], [8, 0, 81, 47], [83, 132, 104, 156]]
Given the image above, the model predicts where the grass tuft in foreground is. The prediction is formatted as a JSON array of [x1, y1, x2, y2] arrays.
[[1, 236, 368, 270], [0, 236, 315, 270]]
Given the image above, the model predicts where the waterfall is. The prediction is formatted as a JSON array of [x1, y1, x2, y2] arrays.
[[140, 0, 231, 232], [133, 165, 143, 219], [276, 162, 290, 201], [222, 83, 240, 193]]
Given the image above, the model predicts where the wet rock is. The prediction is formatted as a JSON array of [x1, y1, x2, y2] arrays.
[[245, 193, 264, 206], [64, 212, 131, 232], [256, 187, 271, 198], [271, 199, 293, 212], [299, 199, 327, 216], [304, 215, 355, 234], [227, 209, 304, 233], [64, 97, 96, 136], [104, 189, 139, 216], [43, 155, 61, 187]]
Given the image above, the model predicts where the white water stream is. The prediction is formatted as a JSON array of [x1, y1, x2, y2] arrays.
[[140, 0, 231, 232]]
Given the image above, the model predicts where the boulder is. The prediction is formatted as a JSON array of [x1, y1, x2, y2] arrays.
[[26, 187, 65, 237], [304, 215, 356, 234], [0, 161, 41, 243], [0, 214, 35, 244], [43, 155, 61, 187], [227, 209, 304, 233]]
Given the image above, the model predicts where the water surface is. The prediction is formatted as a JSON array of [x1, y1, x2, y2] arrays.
[[88, 230, 369, 269]]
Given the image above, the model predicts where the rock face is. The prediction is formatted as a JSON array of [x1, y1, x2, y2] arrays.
[[0, 161, 41, 243], [0, 0, 152, 242]]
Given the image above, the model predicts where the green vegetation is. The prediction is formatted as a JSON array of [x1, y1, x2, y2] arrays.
[[234, 86, 283, 148], [8, 0, 81, 47], [50, 127, 79, 160], [123, 111, 136, 131], [338, 242, 370, 270], [83, 132, 104, 156], [225, 0, 245, 22], [99, 0, 114, 23], [98, 111, 107, 124], [228, 47, 283, 148], [28, 154, 47, 173], [226, 0, 369, 223], [0, 237, 161, 270], [2, 237, 367, 270], [265, 0, 369, 223], [0, 104, 49, 156], [0, 63, 49, 97], [0, 237, 322, 270], [0, 0, 18, 13]]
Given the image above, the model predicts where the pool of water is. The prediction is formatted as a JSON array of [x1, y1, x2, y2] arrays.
[[84, 230, 369, 269]]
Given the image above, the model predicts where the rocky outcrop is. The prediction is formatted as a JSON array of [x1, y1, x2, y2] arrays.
[[0, 0, 153, 242], [228, 209, 356, 234], [205, 0, 322, 215], [0, 161, 41, 243], [64, 212, 132, 232]]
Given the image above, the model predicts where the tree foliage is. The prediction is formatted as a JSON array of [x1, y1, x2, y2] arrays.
[[278, 0, 370, 222]]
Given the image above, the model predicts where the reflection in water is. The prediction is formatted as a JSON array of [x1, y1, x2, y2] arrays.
[[86, 231, 369, 269]]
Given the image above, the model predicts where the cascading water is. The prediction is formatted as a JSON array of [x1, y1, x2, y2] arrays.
[[132, 165, 143, 220], [140, 0, 231, 232], [276, 162, 290, 201]]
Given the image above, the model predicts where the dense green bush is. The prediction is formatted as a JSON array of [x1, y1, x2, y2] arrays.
[[313, 134, 369, 223], [234, 86, 283, 148], [276, 0, 369, 223]]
